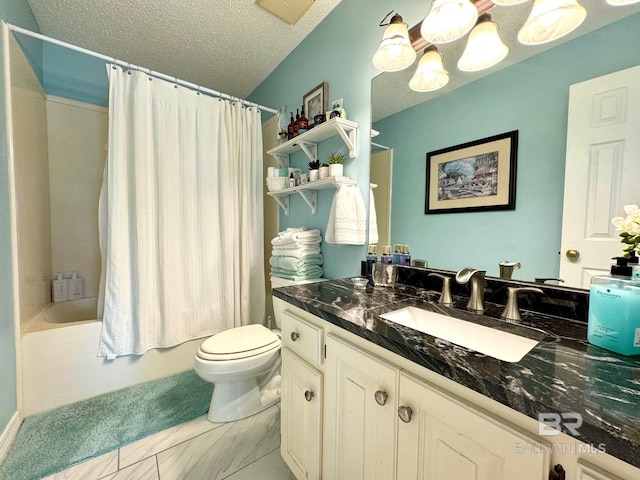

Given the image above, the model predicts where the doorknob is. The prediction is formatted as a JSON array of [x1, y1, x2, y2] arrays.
[[565, 249, 580, 259], [398, 406, 413, 423], [374, 390, 388, 406], [304, 390, 314, 402]]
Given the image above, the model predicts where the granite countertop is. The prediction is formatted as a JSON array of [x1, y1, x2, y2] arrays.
[[272, 278, 640, 469]]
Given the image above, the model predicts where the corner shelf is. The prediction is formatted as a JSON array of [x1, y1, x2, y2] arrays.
[[267, 117, 358, 167], [266, 176, 357, 216]]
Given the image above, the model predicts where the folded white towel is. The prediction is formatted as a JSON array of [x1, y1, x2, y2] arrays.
[[272, 265, 324, 277], [326, 185, 367, 245], [369, 187, 379, 245], [271, 229, 321, 246], [272, 246, 322, 258]]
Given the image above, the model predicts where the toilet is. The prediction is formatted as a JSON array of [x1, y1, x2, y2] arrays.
[[193, 276, 324, 423]]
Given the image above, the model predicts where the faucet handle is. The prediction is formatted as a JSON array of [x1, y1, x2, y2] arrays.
[[501, 287, 543, 322], [428, 273, 452, 306]]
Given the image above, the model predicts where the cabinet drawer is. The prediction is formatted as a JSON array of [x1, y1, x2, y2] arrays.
[[282, 309, 324, 366]]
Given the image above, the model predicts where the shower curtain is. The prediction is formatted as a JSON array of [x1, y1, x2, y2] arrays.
[[98, 66, 265, 359]]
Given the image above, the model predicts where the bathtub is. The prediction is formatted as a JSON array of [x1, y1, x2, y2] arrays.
[[21, 297, 206, 416]]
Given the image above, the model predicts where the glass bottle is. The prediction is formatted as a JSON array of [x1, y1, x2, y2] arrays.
[[287, 112, 295, 140], [298, 105, 309, 133], [293, 108, 300, 137], [277, 105, 288, 144]]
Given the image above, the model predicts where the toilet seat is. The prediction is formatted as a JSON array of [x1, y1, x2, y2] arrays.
[[197, 324, 280, 361]]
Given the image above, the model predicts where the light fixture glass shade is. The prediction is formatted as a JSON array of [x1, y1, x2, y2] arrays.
[[517, 0, 587, 45], [409, 48, 450, 92], [420, 0, 478, 44], [492, 0, 529, 5], [372, 20, 416, 72], [606, 0, 640, 5], [457, 18, 509, 72]]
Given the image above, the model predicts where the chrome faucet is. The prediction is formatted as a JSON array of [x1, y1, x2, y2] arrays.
[[428, 273, 452, 306], [501, 287, 543, 322], [455, 268, 486, 313]]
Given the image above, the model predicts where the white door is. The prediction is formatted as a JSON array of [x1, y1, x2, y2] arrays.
[[560, 65, 640, 287], [281, 348, 323, 480], [323, 335, 398, 480], [396, 371, 549, 480]]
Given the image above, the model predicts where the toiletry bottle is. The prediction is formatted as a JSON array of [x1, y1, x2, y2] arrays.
[[381, 245, 393, 265], [68, 272, 83, 300], [401, 244, 412, 266], [289, 172, 295, 188], [392, 244, 402, 265], [628, 251, 640, 279], [588, 257, 640, 356], [365, 245, 377, 279], [52, 273, 68, 302]]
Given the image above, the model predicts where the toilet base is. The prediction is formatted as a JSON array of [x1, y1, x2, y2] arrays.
[[207, 375, 280, 423]]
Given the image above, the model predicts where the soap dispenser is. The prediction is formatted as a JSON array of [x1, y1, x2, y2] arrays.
[[68, 272, 83, 300], [627, 251, 640, 279], [587, 257, 640, 356], [52, 273, 68, 302]]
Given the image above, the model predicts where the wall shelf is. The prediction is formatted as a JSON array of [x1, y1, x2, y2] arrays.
[[267, 117, 358, 167], [267, 176, 357, 216]]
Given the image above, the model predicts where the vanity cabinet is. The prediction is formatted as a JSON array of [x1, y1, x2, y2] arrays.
[[397, 371, 548, 480], [323, 334, 398, 480], [280, 309, 324, 480], [274, 297, 640, 480]]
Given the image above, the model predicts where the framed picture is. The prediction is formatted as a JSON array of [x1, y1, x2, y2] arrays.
[[425, 130, 518, 214], [303, 82, 328, 126]]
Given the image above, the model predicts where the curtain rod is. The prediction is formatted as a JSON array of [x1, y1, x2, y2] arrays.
[[6, 22, 278, 115]]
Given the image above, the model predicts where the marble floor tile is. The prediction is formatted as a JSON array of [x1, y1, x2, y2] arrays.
[[100, 457, 159, 480], [157, 406, 281, 480], [41, 450, 119, 480], [223, 449, 295, 480], [119, 414, 221, 469]]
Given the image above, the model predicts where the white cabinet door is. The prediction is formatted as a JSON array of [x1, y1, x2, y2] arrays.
[[323, 334, 399, 480], [281, 348, 323, 480], [397, 371, 549, 480]]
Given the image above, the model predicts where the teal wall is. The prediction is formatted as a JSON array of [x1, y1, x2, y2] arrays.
[[249, 0, 399, 279], [0, 0, 40, 437], [373, 13, 640, 280]]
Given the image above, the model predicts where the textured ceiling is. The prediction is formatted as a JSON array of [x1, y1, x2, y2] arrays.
[[27, 0, 342, 99], [372, 0, 640, 122]]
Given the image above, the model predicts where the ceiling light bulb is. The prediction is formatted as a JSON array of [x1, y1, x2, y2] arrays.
[[517, 0, 587, 45], [458, 15, 509, 72], [409, 47, 450, 92], [492, 0, 529, 5], [420, 0, 478, 44], [372, 14, 416, 72], [605, 0, 640, 5]]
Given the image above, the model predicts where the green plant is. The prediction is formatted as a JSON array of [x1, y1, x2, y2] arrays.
[[320, 162, 329, 167], [308, 159, 320, 170], [327, 151, 345, 164]]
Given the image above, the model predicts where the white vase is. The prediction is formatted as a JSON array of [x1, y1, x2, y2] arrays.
[[319, 166, 329, 179], [328, 164, 343, 177], [309, 169, 319, 182]]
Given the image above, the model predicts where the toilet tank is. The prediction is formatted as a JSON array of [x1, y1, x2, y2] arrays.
[[270, 277, 326, 328]]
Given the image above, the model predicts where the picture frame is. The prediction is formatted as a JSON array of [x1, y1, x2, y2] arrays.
[[425, 130, 518, 214], [303, 82, 328, 127]]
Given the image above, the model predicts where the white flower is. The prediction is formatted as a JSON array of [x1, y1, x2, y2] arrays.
[[612, 204, 640, 236]]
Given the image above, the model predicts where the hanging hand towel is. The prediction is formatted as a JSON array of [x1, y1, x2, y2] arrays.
[[326, 185, 367, 245], [369, 186, 379, 245]]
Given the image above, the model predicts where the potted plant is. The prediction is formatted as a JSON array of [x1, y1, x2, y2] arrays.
[[319, 162, 330, 179], [327, 151, 345, 177], [308, 159, 320, 182]]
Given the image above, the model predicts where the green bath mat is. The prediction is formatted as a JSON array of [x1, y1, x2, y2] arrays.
[[0, 370, 213, 480]]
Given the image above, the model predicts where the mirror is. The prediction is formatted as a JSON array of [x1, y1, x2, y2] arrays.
[[370, 3, 640, 287]]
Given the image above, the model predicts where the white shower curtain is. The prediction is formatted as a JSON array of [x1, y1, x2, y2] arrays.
[[98, 66, 265, 358]]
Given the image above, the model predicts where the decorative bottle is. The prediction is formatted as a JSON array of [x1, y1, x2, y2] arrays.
[[277, 105, 288, 144], [298, 105, 309, 134], [381, 246, 393, 265], [287, 112, 295, 140], [293, 108, 300, 137]]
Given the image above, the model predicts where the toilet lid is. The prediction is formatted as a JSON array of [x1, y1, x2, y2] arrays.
[[197, 324, 280, 361]]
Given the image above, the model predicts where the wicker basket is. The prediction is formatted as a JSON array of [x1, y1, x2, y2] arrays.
[[266, 176, 288, 191]]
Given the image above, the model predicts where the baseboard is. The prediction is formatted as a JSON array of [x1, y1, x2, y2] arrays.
[[0, 412, 22, 464]]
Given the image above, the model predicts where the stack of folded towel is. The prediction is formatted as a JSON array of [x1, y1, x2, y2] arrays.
[[270, 227, 323, 281]]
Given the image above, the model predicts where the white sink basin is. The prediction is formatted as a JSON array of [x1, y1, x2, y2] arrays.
[[380, 306, 539, 362]]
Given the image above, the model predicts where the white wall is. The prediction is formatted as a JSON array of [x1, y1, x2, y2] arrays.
[[47, 96, 107, 298]]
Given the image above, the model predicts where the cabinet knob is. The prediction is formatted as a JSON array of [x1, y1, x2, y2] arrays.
[[290, 331, 300, 341], [565, 249, 580, 260], [398, 406, 413, 423], [374, 390, 388, 406], [304, 390, 314, 402]]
